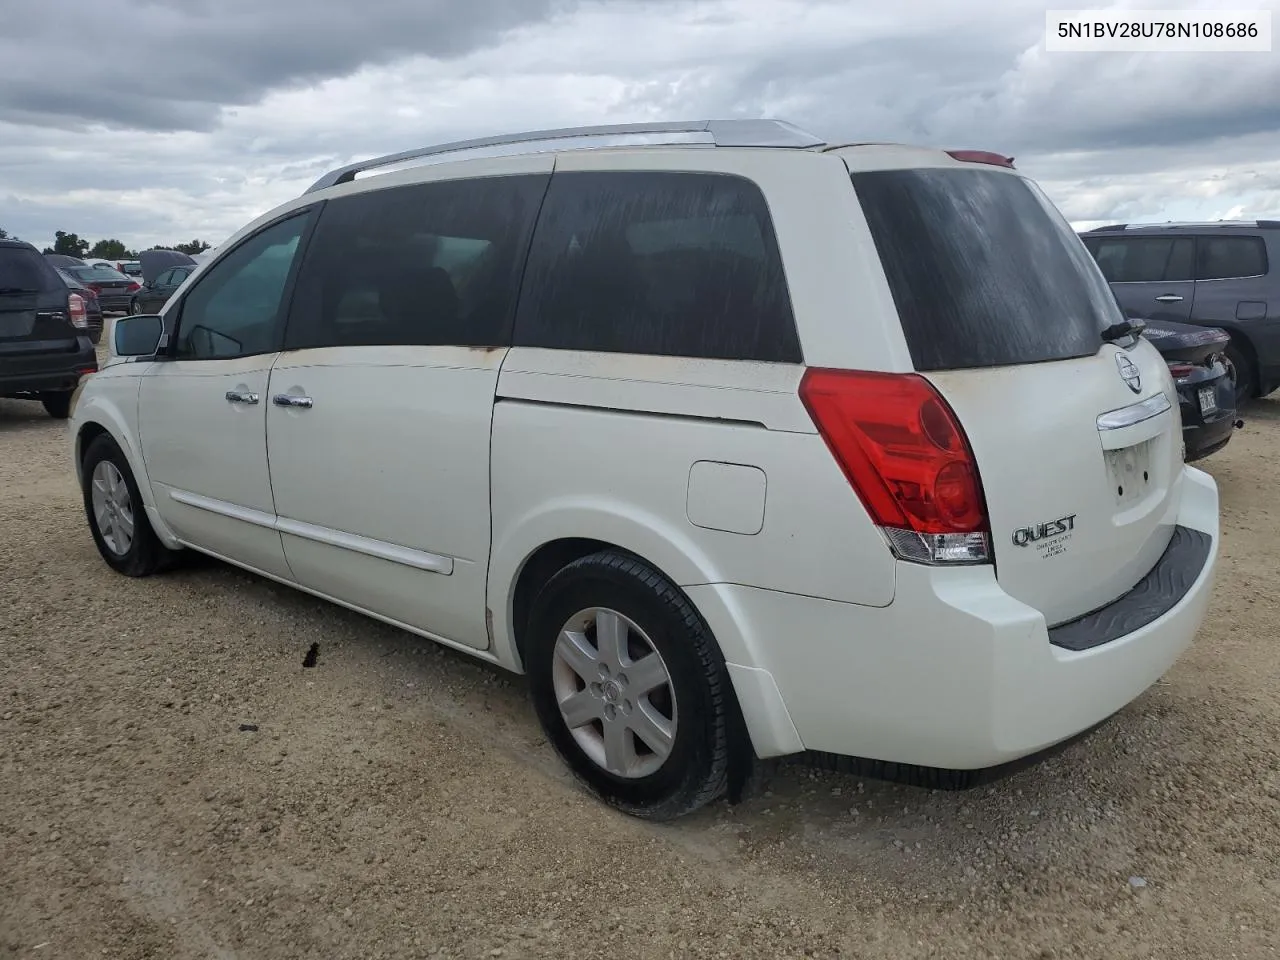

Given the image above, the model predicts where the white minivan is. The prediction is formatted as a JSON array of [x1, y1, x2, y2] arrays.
[[70, 120, 1219, 820]]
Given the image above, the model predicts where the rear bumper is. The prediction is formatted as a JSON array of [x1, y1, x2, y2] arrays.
[[1174, 367, 1237, 460], [691, 464, 1219, 772], [0, 338, 98, 395]]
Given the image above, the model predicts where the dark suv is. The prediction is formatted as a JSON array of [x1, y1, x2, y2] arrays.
[[1080, 220, 1280, 403], [1, 239, 99, 418]]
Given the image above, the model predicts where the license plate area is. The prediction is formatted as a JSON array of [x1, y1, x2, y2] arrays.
[[1198, 386, 1218, 416], [1105, 437, 1156, 508]]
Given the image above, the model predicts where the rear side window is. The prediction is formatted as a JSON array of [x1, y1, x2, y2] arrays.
[[513, 171, 802, 363], [0, 247, 62, 293], [284, 174, 549, 350], [1085, 236, 1195, 283], [1196, 236, 1268, 280], [851, 168, 1122, 371]]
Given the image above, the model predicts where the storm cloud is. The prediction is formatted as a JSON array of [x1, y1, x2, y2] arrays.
[[2, 0, 1278, 249]]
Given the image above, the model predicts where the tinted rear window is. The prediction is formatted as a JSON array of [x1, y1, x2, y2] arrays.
[[851, 168, 1122, 371], [1196, 235, 1268, 280], [0, 246, 62, 293], [69, 266, 128, 281], [513, 171, 802, 363]]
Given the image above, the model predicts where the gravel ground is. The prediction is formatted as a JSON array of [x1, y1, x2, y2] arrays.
[[2, 387, 1279, 960]]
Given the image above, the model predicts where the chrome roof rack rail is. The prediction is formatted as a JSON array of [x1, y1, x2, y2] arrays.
[[303, 118, 826, 194]]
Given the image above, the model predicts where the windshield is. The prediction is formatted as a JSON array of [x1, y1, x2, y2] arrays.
[[850, 167, 1123, 371]]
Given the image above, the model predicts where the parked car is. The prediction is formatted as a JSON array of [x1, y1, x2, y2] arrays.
[[1139, 320, 1241, 461], [130, 263, 195, 314], [44, 253, 86, 269], [115, 260, 143, 280], [60, 264, 140, 314], [1079, 221, 1280, 404], [54, 268, 105, 344], [71, 120, 1219, 820], [1, 238, 98, 418]]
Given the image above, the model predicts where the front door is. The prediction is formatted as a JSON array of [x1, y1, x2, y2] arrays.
[[263, 162, 549, 649], [138, 210, 314, 580]]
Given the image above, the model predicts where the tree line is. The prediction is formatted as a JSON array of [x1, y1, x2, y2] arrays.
[[0, 226, 210, 259]]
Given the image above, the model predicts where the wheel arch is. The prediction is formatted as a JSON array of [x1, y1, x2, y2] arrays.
[[73, 399, 182, 549]]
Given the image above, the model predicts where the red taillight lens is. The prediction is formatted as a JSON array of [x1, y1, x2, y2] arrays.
[[68, 293, 89, 328], [799, 368, 990, 564], [126, 281, 141, 292], [1168, 362, 1195, 379]]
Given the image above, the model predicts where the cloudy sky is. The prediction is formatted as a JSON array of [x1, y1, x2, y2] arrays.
[[2, 0, 1277, 252]]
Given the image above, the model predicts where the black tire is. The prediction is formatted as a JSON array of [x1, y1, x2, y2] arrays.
[[41, 392, 73, 419], [526, 550, 733, 821], [81, 433, 175, 577], [129, 298, 141, 315], [1226, 340, 1256, 405]]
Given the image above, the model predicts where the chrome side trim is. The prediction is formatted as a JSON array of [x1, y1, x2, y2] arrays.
[[169, 489, 276, 529], [167, 490, 454, 575], [275, 517, 454, 575], [1096, 391, 1172, 431]]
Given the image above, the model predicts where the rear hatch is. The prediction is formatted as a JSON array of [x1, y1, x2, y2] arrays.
[[1141, 320, 1230, 366], [1, 244, 79, 359], [850, 164, 1183, 627]]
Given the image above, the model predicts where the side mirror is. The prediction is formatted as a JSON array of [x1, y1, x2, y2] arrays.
[[111, 314, 164, 359]]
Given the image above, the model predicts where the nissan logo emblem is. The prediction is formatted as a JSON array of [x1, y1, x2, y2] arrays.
[[1116, 353, 1142, 393]]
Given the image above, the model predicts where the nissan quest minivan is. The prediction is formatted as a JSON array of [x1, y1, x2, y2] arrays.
[[69, 120, 1219, 820]]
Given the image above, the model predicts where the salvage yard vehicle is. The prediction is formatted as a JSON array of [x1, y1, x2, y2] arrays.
[[1080, 220, 1280, 405], [69, 120, 1220, 820], [1139, 320, 1241, 461], [1, 238, 98, 418]]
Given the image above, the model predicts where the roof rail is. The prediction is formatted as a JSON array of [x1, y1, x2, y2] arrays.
[[303, 119, 826, 194], [1086, 224, 1127, 232]]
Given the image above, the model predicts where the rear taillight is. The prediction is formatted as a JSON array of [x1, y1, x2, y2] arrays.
[[68, 293, 89, 328], [799, 368, 990, 565], [126, 281, 141, 292], [1168, 362, 1196, 380]]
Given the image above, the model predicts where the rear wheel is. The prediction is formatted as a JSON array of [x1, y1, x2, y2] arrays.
[[1226, 340, 1256, 405], [526, 550, 733, 821], [81, 433, 176, 576], [41, 391, 73, 419], [129, 298, 141, 315]]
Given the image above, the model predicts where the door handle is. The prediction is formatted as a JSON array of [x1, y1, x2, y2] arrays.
[[225, 390, 259, 404], [273, 394, 313, 409], [1154, 295, 1184, 303]]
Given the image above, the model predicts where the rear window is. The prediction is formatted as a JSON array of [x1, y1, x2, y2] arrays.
[[0, 246, 62, 293], [851, 168, 1122, 371], [68, 266, 128, 282], [1196, 235, 1268, 280]]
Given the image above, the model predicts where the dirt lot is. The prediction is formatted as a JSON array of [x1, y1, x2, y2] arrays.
[[2, 389, 1279, 960]]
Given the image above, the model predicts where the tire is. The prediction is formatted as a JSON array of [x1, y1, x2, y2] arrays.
[[81, 433, 175, 577], [41, 392, 73, 419], [526, 550, 733, 821], [129, 298, 141, 315], [1226, 340, 1256, 406]]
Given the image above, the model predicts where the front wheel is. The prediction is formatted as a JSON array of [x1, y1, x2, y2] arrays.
[[81, 433, 177, 576], [526, 550, 733, 821], [129, 298, 141, 315]]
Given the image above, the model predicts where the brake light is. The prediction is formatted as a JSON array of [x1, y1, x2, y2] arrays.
[[946, 149, 1015, 169], [799, 368, 990, 564], [126, 281, 141, 292], [68, 293, 89, 328], [1168, 362, 1196, 380]]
